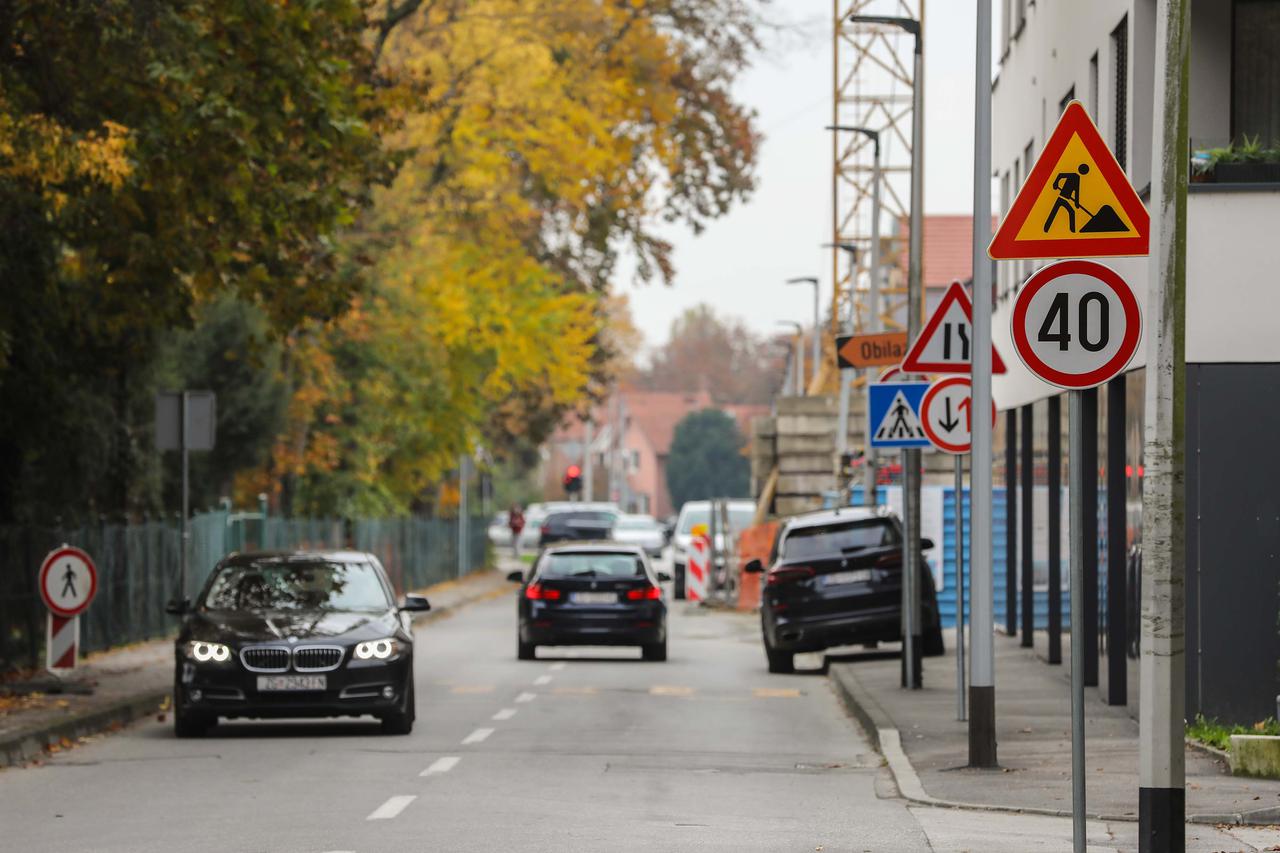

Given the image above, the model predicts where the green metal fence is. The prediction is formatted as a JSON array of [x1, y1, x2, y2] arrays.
[[0, 512, 489, 674]]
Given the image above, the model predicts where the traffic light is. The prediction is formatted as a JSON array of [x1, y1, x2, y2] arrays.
[[563, 464, 583, 495]]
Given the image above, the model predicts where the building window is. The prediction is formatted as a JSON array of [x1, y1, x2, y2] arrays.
[[1089, 52, 1099, 117], [631, 449, 641, 470], [1059, 86, 1075, 115], [1112, 16, 1128, 170], [1233, 0, 1280, 143]]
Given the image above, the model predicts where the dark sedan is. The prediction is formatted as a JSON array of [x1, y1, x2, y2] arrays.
[[537, 509, 617, 546], [509, 543, 670, 661], [745, 508, 944, 673], [167, 551, 430, 737]]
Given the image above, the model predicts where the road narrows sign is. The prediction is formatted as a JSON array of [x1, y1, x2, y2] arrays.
[[989, 101, 1149, 260], [920, 377, 997, 455], [1010, 260, 1142, 389], [39, 545, 97, 618], [868, 381, 931, 449], [900, 281, 1008, 375]]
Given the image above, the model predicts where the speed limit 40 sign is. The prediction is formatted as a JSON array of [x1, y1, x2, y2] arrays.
[[1010, 260, 1141, 389]]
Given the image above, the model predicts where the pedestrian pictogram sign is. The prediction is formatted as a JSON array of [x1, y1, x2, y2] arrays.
[[1010, 260, 1142, 389], [39, 545, 97, 618], [900, 281, 1008, 375], [835, 331, 908, 369], [920, 377, 997, 455], [989, 101, 1149, 260], [687, 523, 710, 602], [868, 382, 930, 449]]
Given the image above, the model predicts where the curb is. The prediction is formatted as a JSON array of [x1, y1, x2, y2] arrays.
[[0, 568, 511, 770], [827, 662, 1275, 827]]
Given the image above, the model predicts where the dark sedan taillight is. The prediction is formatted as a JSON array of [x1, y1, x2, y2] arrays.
[[625, 585, 662, 601], [525, 583, 561, 600], [876, 551, 903, 568], [766, 565, 815, 586], [540, 524, 551, 537]]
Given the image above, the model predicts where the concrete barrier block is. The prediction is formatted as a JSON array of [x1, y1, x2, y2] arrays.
[[1230, 735, 1280, 779]]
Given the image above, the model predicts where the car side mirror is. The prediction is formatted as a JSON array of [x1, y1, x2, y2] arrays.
[[165, 598, 190, 616], [401, 594, 431, 613], [506, 570, 525, 583], [743, 559, 764, 574], [921, 538, 935, 551], [656, 571, 672, 583]]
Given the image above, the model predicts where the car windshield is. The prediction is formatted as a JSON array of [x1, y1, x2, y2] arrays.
[[540, 552, 645, 578], [679, 505, 755, 534], [548, 511, 614, 524], [779, 520, 900, 562], [201, 560, 392, 613], [618, 516, 656, 530]]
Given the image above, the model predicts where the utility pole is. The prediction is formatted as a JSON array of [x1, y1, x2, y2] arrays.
[[1141, 0, 1190, 847], [968, 0, 998, 767], [777, 321, 804, 395], [583, 419, 595, 502]]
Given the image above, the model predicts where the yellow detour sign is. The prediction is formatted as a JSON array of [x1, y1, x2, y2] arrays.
[[989, 101, 1149, 260]]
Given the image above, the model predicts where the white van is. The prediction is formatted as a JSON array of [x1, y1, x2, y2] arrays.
[[670, 499, 757, 599]]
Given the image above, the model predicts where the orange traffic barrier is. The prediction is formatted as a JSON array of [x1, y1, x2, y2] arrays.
[[734, 522, 777, 612]]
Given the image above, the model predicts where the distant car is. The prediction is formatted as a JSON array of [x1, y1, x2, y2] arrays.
[[612, 514, 666, 556], [517, 506, 546, 551], [488, 511, 512, 547], [744, 508, 944, 673], [671, 499, 757, 599], [167, 551, 430, 737], [538, 509, 618, 546], [508, 543, 670, 661]]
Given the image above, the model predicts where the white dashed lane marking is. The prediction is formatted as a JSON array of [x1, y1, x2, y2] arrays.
[[534, 674, 552, 686], [515, 692, 536, 703], [461, 727, 494, 745], [420, 756, 461, 776], [366, 795, 416, 821], [549, 662, 567, 671], [492, 708, 517, 721]]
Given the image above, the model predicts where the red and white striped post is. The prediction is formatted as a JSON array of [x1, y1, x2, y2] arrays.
[[687, 524, 710, 602]]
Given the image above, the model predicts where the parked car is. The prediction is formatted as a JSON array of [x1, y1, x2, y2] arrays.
[[744, 508, 944, 673], [507, 543, 671, 660], [166, 551, 430, 737], [538, 508, 618, 545], [611, 513, 666, 556], [670, 499, 757, 599], [488, 511, 512, 547]]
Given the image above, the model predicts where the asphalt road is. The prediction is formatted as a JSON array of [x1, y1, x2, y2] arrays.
[[0, 572, 935, 853], [2, 568, 1268, 853]]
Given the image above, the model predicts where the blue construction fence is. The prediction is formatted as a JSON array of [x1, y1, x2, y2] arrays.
[[849, 485, 1096, 630], [0, 510, 489, 674]]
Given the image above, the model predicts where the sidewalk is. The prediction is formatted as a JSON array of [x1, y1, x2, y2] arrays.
[[828, 629, 1280, 826], [0, 563, 513, 768]]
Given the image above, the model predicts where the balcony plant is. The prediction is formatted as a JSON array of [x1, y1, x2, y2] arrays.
[[1199, 136, 1280, 183]]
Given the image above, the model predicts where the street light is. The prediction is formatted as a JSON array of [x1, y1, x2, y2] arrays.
[[850, 12, 923, 690], [786, 277, 820, 394], [828, 124, 884, 510], [776, 321, 803, 395]]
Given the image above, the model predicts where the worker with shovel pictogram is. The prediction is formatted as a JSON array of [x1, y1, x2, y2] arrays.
[[1043, 163, 1128, 234]]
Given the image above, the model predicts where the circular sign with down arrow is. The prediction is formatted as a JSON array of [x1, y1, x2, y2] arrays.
[[920, 377, 996, 455]]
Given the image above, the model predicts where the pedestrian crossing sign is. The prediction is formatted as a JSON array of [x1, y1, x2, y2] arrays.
[[868, 381, 931, 449], [989, 101, 1149, 260]]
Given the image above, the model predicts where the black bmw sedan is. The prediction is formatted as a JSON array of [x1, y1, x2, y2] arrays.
[[167, 551, 429, 737], [744, 508, 944, 674], [509, 543, 670, 661]]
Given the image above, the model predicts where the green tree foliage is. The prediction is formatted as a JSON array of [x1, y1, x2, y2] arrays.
[[666, 408, 750, 510]]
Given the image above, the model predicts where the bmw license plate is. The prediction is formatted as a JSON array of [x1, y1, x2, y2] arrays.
[[257, 675, 326, 692], [822, 569, 873, 587], [570, 591, 617, 604]]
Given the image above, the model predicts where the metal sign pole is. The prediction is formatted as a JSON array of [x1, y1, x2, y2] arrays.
[[864, 141, 882, 508], [1069, 389, 1087, 852], [955, 454, 966, 721]]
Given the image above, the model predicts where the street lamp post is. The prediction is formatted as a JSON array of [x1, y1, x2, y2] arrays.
[[849, 11, 923, 689], [786, 277, 820, 394], [828, 124, 883, 508], [776, 321, 804, 395]]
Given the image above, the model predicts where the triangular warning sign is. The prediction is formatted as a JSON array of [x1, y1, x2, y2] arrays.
[[900, 281, 1008, 374], [989, 101, 1149, 260], [873, 390, 926, 442]]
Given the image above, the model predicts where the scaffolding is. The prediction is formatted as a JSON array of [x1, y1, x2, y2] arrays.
[[831, 0, 923, 342]]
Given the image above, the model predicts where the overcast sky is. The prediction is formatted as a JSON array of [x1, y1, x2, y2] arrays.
[[624, 1, 981, 350]]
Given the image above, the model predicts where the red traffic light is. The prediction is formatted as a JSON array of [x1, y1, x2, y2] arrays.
[[566, 465, 581, 478]]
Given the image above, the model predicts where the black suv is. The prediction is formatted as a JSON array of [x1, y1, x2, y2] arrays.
[[538, 509, 617, 546], [745, 508, 944, 673]]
